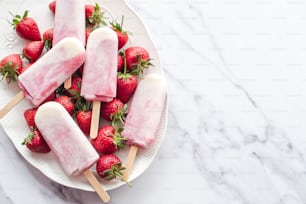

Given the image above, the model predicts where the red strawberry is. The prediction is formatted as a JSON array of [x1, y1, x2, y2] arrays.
[[85, 3, 106, 27], [23, 41, 44, 63], [110, 17, 129, 50], [101, 98, 127, 127], [96, 154, 125, 180], [22, 130, 51, 153], [116, 50, 138, 103], [54, 95, 74, 115], [24, 107, 38, 129], [10, 10, 41, 41], [117, 54, 124, 72], [117, 73, 138, 104], [76, 110, 92, 135], [49, 1, 56, 14], [66, 76, 82, 97], [91, 125, 126, 154], [125, 46, 153, 74], [42, 28, 54, 50], [0, 54, 23, 83], [85, 28, 91, 44]]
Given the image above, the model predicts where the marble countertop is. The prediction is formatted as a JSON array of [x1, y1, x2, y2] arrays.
[[2, 0, 306, 203]]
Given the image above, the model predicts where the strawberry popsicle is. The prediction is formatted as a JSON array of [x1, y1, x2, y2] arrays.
[[35, 102, 98, 175], [0, 37, 85, 119], [80, 27, 118, 139], [35, 102, 110, 202], [122, 73, 167, 180], [53, 0, 85, 89], [53, 0, 85, 46], [19, 37, 86, 106], [81, 27, 118, 101]]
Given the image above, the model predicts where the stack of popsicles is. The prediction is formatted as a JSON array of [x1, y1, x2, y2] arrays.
[[0, 0, 168, 201], [0, 1, 111, 202]]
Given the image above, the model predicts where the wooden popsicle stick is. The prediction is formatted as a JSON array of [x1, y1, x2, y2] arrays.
[[123, 145, 138, 181], [83, 169, 110, 203], [64, 77, 72, 89], [90, 100, 101, 139], [0, 91, 25, 119]]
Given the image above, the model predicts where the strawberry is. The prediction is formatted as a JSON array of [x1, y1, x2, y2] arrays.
[[85, 28, 91, 44], [125, 46, 153, 74], [100, 98, 127, 127], [22, 130, 51, 153], [54, 95, 74, 115], [22, 41, 44, 63], [76, 110, 92, 135], [42, 28, 54, 50], [116, 50, 138, 103], [10, 10, 41, 41], [85, 3, 107, 28], [66, 76, 82, 97], [91, 125, 126, 154], [96, 154, 125, 180], [24, 107, 38, 129], [117, 54, 124, 72], [110, 16, 129, 50], [0, 54, 23, 83], [49, 1, 56, 14], [117, 73, 138, 104]]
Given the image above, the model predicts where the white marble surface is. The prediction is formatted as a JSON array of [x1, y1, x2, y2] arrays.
[[2, 0, 306, 203]]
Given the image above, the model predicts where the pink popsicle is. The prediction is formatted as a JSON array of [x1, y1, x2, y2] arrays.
[[0, 37, 85, 119], [80, 27, 118, 139], [122, 73, 167, 148], [35, 102, 110, 202], [80, 27, 118, 102], [53, 0, 85, 46], [19, 37, 86, 106], [35, 102, 98, 175], [122, 73, 167, 180]]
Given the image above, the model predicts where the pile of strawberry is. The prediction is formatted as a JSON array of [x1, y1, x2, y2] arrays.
[[0, 1, 153, 183]]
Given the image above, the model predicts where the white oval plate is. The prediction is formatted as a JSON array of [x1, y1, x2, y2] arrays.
[[0, 0, 168, 191]]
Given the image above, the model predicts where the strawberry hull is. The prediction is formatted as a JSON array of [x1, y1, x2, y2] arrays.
[[18, 37, 86, 106]]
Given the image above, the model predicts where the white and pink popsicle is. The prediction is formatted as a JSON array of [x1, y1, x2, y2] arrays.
[[19, 37, 86, 106], [122, 73, 167, 180], [80, 27, 118, 139], [53, 0, 86, 89], [0, 37, 85, 119], [35, 102, 98, 175], [53, 0, 85, 46], [80, 27, 118, 102], [35, 102, 110, 202]]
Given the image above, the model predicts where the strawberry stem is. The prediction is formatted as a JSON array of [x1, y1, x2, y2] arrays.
[[9, 10, 28, 29], [0, 61, 20, 83]]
